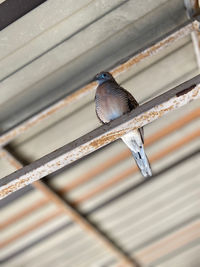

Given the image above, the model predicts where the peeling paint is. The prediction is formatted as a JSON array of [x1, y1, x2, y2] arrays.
[[90, 130, 127, 149]]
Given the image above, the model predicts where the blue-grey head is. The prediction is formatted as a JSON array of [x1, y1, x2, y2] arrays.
[[95, 71, 115, 85]]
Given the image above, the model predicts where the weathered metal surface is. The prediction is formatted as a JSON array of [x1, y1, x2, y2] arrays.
[[0, 75, 199, 200], [0, 23, 194, 148], [112, 23, 194, 77], [2, 108, 199, 230]]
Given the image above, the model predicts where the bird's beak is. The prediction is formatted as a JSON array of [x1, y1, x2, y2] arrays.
[[94, 73, 100, 81]]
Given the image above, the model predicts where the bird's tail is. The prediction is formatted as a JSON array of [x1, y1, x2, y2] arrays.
[[131, 145, 152, 177], [121, 131, 152, 178]]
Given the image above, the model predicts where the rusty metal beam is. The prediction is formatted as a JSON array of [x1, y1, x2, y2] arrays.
[[0, 75, 200, 199], [1, 150, 138, 267], [1, 108, 199, 231], [0, 22, 194, 148]]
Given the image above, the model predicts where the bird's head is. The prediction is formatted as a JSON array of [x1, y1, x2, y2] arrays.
[[95, 71, 114, 85]]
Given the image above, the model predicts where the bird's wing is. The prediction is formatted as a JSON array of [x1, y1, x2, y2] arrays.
[[119, 86, 144, 144], [119, 86, 139, 109]]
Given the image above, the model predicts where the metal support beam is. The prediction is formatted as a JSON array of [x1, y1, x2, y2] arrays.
[[1, 108, 199, 232], [1, 149, 138, 267], [0, 0, 47, 31], [0, 22, 194, 148], [0, 75, 200, 199]]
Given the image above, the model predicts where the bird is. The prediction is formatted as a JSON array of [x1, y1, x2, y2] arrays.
[[94, 71, 152, 177]]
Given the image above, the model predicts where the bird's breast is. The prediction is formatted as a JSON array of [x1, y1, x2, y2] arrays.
[[95, 86, 129, 123]]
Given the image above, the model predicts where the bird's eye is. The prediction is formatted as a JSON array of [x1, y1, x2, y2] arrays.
[[101, 73, 106, 78]]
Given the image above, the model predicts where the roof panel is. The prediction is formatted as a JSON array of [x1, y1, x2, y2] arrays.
[[1, 0, 200, 266]]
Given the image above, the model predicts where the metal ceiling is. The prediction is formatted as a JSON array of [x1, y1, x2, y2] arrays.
[[1, 0, 200, 266]]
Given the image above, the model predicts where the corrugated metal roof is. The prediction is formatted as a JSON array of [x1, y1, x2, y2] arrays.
[[1, 0, 200, 266]]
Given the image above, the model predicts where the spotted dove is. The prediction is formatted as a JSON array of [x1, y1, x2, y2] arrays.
[[95, 71, 152, 177]]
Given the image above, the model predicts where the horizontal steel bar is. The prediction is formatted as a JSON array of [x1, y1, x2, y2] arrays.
[[0, 75, 200, 199], [1, 108, 198, 231], [0, 22, 194, 148]]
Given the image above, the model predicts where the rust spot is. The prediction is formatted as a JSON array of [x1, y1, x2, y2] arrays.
[[0, 177, 30, 199], [176, 85, 196, 97], [90, 104, 177, 149], [112, 24, 193, 78], [90, 130, 127, 149], [112, 36, 176, 76], [192, 88, 199, 97]]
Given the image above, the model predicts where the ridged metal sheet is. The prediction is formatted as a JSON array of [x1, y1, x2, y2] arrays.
[[1, 0, 200, 266]]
